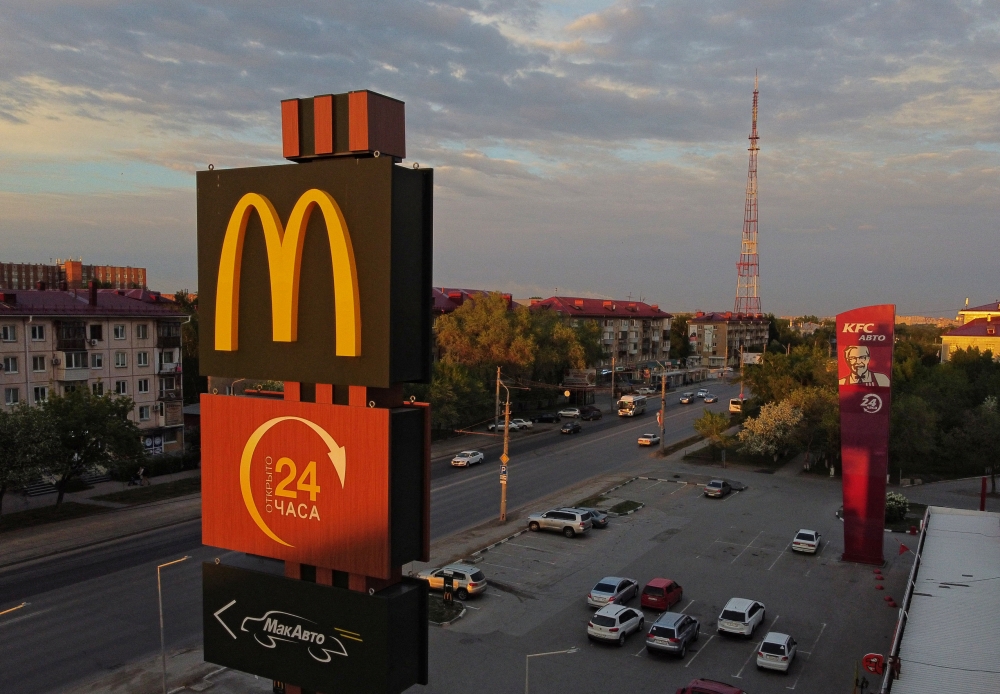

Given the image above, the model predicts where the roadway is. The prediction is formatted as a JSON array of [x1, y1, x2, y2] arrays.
[[0, 381, 741, 694]]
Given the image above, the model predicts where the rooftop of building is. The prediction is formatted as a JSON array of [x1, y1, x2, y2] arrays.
[[528, 296, 671, 319], [432, 287, 513, 315], [0, 288, 183, 318], [943, 316, 1000, 337], [959, 300, 1000, 313], [690, 310, 768, 323]]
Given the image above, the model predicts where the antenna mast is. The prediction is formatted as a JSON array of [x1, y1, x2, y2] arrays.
[[734, 72, 761, 315]]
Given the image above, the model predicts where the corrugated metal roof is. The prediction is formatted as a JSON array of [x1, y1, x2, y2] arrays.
[[891, 507, 1000, 694]]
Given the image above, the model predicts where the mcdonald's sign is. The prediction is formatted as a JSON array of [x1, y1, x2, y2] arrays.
[[197, 156, 432, 387]]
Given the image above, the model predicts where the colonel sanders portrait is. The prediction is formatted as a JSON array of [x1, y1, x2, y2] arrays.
[[839, 345, 890, 387]]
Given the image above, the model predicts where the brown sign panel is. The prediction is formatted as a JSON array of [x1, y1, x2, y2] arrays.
[[201, 395, 428, 578], [197, 156, 432, 387]]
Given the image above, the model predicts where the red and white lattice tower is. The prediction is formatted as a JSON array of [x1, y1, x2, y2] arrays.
[[734, 73, 761, 315]]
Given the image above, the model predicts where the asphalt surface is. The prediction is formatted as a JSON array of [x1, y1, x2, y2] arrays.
[[0, 383, 741, 694]]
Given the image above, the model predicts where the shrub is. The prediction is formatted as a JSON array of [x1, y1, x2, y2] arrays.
[[885, 491, 909, 523]]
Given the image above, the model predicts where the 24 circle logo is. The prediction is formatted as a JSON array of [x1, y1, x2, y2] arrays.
[[860, 393, 883, 414]]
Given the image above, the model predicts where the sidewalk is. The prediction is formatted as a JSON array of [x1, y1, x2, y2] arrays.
[[2, 468, 201, 514]]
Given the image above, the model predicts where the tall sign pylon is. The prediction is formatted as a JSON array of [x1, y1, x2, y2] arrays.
[[734, 73, 761, 315]]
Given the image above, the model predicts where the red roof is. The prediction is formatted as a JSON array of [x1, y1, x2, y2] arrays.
[[0, 289, 182, 317], [689, 310, 767, 323], [529, 296, 671, 319], [961, 301, 1000, 313], [945, 317, 1000, 337], [433, 288, 512, 315]]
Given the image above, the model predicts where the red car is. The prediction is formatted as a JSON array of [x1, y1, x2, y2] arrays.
[[640, 578, 683, 611], [675, 679, 746, 694]]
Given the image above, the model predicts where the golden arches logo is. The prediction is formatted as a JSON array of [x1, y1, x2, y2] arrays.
[[214, 189, 361, 356], [239, 416, 346, 547]]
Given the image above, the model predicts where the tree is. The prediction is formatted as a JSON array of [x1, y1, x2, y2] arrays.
[[786, 387, 838, 468], [693, 410, 733, 460], [738, 400, 803, 460], [435, 293, 536, 379], [889, 394, 939, 474], [669, 314, 691, 361], [41, 388, 146, 506], [407, 362, 493, 432], [529, 307, 595, 383], [0, 405, 53, 516], [173, 290, 205, 405], [740, 346, 836, 409]]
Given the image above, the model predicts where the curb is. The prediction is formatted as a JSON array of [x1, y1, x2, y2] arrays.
[[429, 603, 467, 627], [608, 502, 645, 517], [469, 529, 529, 559]]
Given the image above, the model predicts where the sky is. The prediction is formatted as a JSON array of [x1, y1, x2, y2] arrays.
[[1, 0, 998, 317]]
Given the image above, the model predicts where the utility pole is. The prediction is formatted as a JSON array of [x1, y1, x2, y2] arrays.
[[738, 343, 745, 400], [499, 389, 510, 522], [659, 369, 666, 454], [610, 355, 616, 403]]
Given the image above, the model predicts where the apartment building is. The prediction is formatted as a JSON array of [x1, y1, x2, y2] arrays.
[[687, 311, 769, 368], [0, 286, 185, 454], [0, 258, 146, 291], [529, 297, 672, 368]]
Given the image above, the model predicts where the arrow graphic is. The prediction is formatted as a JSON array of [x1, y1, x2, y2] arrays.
[[214, 600, 237, 640]]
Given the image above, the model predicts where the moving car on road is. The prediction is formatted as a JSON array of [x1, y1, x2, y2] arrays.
[[532, 412, 560, 423], [646, 611, 700, 658], [580, 406, 603, 420], [674, 680, 746, 694], [636, 386, 657, 395], [526, 508, 592, 537], [415, 563, 488, 600], [638, 432, 661, 446], [680, 392, 695, 404], [617, 394, 647, 416], [717, 598, 765, 638], [703, 394, 718, 403], [587, 604, 644, 646], [578, 507, 609, 528], [696, 388, 709, 398], [791, 529, 822, 553], [587, 576, 638, 608], [729, 398, 744, 414], [450, 450, 484, 467], [704, 479, 732, 498], [558, 407, 581, 418], [641, 578, 683, 611], [757, 631, 797, 672], [560, 421, 582, 434]]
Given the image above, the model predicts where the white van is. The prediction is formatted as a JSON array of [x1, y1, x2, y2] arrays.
[[729, 398, 743, 414], [617, 395, 647, 417]]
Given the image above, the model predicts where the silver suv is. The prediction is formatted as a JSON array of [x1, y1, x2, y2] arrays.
[[526, 508, 593, 537], [646, 611, 700, 658]]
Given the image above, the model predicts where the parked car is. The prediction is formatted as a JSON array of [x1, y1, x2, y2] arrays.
[[450, 450, 484, 467], [717, 598, 765, 637], [696, 388, 709, 398], [510, 418, 533, 429], [638, 432, 661, 446], [757, 631, 797, 672], [703, 394, 718, 403], [578, 507, 609, 528], [791, 529, 822, 553], [704, 479, 732, 498], [636, 387, 657, 395], [526, 508, 592, 537], [532, 412, 560, 423], [674, 680, 747, 694], [641, 578, 683, 611], [646, 611, 700, 657], [587, 576, 638, 608], [415, 563, 488, 600], [560, 421, 582, 434], [580, 406, 603, 421], [488, 420, 522, 432], [729, 398, 744, 414], [587, 604, 644, 646], [680, 392, 695, 404], [558, 407, 581, 418]]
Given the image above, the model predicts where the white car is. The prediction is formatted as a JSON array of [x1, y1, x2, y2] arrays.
[[791, 529, 821, 553], [637, 433, 661, 446], [451, 450, 484, 467], [488, 420, 522, 432], [636, 387, 657, 395], [757, 631, 797, 672], [696, 388, 709, 398], [587, 604, 644, 646], [717, 598, 765, 637], [510, 418, 533, 429], [558, 407, 581, 418]]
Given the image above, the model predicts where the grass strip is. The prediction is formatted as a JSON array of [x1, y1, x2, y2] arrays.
[[657, 434, 703, 458], [608, 499, 643, 515], [0, 501, 111, 533], [575, 495, 608, 508], [92, 476, 201, 505]]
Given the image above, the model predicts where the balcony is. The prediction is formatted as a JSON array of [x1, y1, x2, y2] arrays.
[[158, 389, 182, 401], [158, 363, 183, 375]]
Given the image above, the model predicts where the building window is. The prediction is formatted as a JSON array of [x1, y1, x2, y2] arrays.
[[90, 353, 103, 368], [114, 352, 127, 368], [64, 384, 77, 394], [115, 380, 127, 395], [138, 405, 150, 421], [160, 350, 175, 365], [136, 324, 148, 340], [163, 429, 178, 443], [113, 324, 126, 340], [92, 382, 104, 396], [33, 386, 47, 403], [0, 325, 15, 342], [4, 388, 18, 406], [138, 378, 149, 394], [32, 355, 45, 372], [2, 356, 17, 374], [65, 351, 87, 369], [89, 324, 103, 341], [137, 351, 149, 367], [30, 325, 45, 341]]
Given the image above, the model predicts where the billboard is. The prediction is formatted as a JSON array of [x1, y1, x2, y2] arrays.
[[197, 156, 433, 387], [836, 304, 895, 564], [563, 369, 597, 387], [741, 352, 763, 365], [201, 395, 428, 578], [204, 563, 427, 694]]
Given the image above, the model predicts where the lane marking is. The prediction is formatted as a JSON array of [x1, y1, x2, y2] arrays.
[[0, 607, 52, 628], [733, 615, 779, 678], [684, 634, 715, 667], [768, 542, 793, 571], [731, 530, 764, 564], [786, 622, 826, 690], [0, 602, 28, 617]]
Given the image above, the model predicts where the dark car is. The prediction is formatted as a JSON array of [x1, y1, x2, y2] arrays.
[[532, 412, 560, 423], [675, 680, 746, 694], [580, 407, 603, 421], [578, 507, 609, 528], [561, 421, 582, 434]]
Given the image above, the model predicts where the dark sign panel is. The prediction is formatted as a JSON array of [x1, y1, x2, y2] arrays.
[[204, 564, 428, 694], [197, 156, 432, 387], [201, 395, 428, 578], [837, 304, 895, 564]]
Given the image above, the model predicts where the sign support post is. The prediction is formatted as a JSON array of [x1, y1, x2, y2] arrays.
[[500, 393, 510, 523]]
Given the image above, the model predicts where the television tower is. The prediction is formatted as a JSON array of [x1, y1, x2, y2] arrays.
[[734, 73, 761, 315]]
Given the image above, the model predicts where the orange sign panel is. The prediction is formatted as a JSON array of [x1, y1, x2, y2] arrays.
[[201, 395, 426, 578]]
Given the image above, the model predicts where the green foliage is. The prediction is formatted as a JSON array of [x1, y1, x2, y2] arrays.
[[173, 290, 207, 404], [669, 314, 691, 360], [740, 346, 836, 409], [693, 410, 733, 448], [738, 400, 803, 460], [885, 491, 909, 523], [405, 361, 493, 433], [0, 404, 54, 515]]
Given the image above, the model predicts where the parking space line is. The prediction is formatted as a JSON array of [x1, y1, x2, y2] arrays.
[[696, 537, 719, 559], [634, 643, 647, 657], [721, 490, 742, 502], [669, 482, 690, 495], [678, 599, 695, 614], [481, 561, 543, 575], [768, 542, 792, 571], [684, 635, 715, 667], [733, 615, 779, 678], [816, 540, 830, 556], [502, 541, 577, 556], [730, 530, 764, 564], [786, 622, 825, 690]]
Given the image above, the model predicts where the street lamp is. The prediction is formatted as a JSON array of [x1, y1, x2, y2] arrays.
[[157, 555, 191, 694], [525, 647, 578, 694], [496, 377, 529, 523]]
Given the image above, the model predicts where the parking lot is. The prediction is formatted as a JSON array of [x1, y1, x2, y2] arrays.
[[422, 467, 910, 693]]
